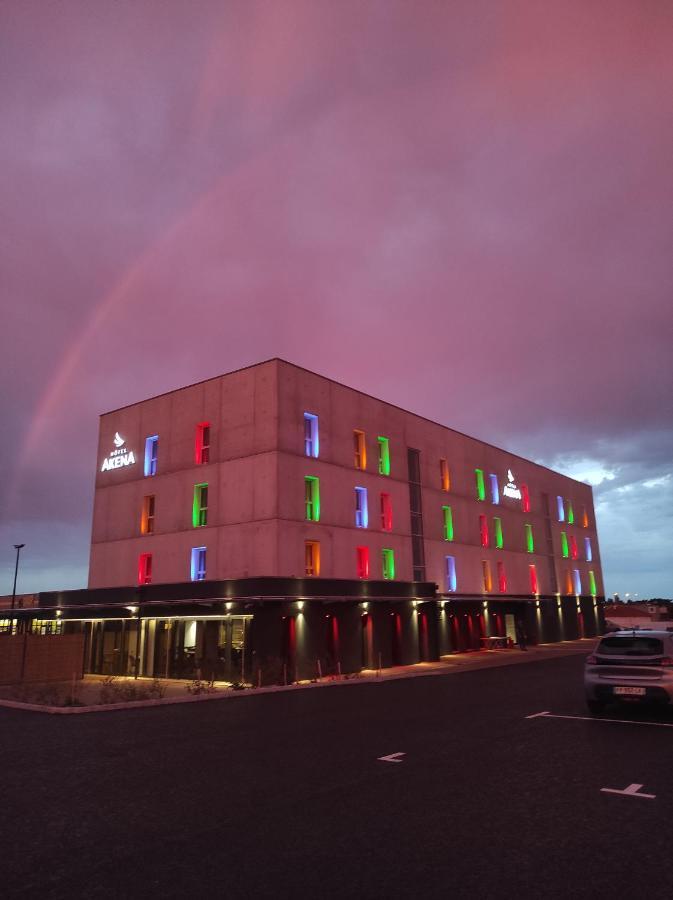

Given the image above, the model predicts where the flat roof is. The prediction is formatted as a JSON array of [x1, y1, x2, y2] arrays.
[[101, 357, 593, 489]]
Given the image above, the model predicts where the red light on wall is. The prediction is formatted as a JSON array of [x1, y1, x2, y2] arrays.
[[195, 422, 211, 464], [138, 552, 152, 585], [497, 561, 507, 593], [479, 515, 489, 547], [529, 564, 538, 595], [521, 484, 530, 512], [570, 535, 578, 560], [380, 493, 392, 531], [356, 546, 370, 579]]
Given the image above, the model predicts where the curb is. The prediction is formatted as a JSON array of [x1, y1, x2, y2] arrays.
[[0, 642, 593, 715]]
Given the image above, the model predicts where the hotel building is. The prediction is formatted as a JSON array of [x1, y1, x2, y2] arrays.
[[22, 359, 604, 682]]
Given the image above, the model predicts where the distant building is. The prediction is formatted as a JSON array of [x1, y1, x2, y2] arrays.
[[0, 594, 38, 610], [604, 601, 672, 631], [7, 359, 605, 681]]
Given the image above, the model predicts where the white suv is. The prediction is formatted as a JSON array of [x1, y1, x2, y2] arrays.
[[584, 630, 673, 714]]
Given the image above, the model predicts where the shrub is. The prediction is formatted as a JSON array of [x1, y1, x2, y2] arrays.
[[186, 678, 216, 695], [147, 678, 166, 699]]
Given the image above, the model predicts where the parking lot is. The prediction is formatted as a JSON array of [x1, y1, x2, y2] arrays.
[[2, 652, 672, 899]]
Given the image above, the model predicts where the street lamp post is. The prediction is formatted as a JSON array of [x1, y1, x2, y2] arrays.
[[10, 543, 25, 611]]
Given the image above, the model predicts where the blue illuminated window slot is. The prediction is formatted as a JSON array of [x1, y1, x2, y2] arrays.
[[445, 556, 457, 593], [355, 486, 368, 528], [304, 413, 319, 458], [190, 547, 206, 581], [144, 436, 158, 477]]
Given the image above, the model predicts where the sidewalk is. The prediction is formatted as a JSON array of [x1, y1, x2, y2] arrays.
[[0, 639, 595, 714], [360, 638, 594, 683]]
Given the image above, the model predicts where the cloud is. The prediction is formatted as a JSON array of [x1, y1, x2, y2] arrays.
[[1, 0, 672, 595]]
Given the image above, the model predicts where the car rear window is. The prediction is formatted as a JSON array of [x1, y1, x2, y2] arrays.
[[597, 636, 664, 656]]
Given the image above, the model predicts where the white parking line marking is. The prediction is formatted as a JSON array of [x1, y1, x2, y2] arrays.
[[526, 712, 673, 728], [601, 783, 656, 799], [378, 752, 406, 763]]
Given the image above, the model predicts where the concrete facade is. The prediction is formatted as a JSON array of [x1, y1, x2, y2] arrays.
[[89, 359, 603, 603]]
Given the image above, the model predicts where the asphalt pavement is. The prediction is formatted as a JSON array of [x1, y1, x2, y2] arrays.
[[2, 653, 672, 899]]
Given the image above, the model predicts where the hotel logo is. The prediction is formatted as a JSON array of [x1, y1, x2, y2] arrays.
[[502, 468, 522, 500], [101, 433, 136, 472]]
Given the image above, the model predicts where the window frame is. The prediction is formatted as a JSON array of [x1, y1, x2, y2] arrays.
[[489, 473, 500, 505], [141, 495, 155, 535], [190, 546, 207, 582], [380, 492, 393, 531], [138, 552, 152, 585], [440, 458, 450, 492], [475, 468, 485, 501], [445, 555, 457, 592], [304, 476, 320, 522], [377, 436, 390, 476], [442, 505, 454, 542], [354, 486, 368, 528], [482, 560, 492, 593], [144, 435, 158, 477], [497, 560, 507, 593], [356, 546, 370, 579], [305, 540, 320, 576], [195, 422, 211, 465], [304, 413, 319, 458], [479, 514, 489, 548], [354, 430, 367, 470], [493, 516, 503, 549], [382, 548, 395, 580], [193, 483, 208, 528]]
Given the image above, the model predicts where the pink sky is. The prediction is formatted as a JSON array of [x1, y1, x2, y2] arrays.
[[1, 0, 672, 597]]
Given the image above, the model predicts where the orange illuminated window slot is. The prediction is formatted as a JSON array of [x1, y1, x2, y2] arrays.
[[141, 495, 155, 535], [565, 570, 573, 595], [305, 541, 320, 576], [482, 560, 492, 593], [354, 430, 366, 470], [440, 458, 450, 491]]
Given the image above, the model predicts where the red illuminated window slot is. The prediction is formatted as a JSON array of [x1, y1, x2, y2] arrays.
[[195, 422, 211, 465], [570, 535, 578, 560], [479, 514, 489, 548], [497, 561, 507, 593], [380, 493, 392, 531], [138, 552, 152, 585], [356, 546, 370, 579], [521, 483, 530, 512], [529, 564, 538, 595]]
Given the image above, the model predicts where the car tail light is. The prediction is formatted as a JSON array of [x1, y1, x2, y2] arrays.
[[586, 654, 597, 664], [660, 657, 673, 667]]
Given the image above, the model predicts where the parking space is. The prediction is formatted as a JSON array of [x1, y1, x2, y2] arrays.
[[2, 653, 673, 899]]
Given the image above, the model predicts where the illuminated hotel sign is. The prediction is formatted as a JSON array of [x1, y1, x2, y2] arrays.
[[502, 469, 522, 500], [101, 432, 136, 472]]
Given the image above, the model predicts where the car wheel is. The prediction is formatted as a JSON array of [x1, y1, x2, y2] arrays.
[[587, 699, 605, 715]]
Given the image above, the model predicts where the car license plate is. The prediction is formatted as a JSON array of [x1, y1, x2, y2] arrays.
[[613, 686, 646, 696]]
